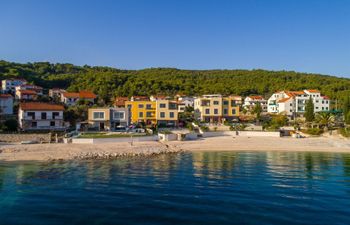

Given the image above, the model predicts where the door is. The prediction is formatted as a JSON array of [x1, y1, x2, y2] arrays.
[[99, 122, 105, 130]]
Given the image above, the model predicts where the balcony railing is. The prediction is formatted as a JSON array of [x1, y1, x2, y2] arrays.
[[24, 116, 63, 120]]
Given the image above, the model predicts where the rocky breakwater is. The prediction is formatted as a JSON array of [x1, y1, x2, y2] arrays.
[[69, 144, 182, 160]]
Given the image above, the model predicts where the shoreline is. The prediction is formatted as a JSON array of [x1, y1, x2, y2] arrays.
[[1, 136, 350, 162]]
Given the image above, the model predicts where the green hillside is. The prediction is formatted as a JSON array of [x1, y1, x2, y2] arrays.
[[1, 60, 349, 104]]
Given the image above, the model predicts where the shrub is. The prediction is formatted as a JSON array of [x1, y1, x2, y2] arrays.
[[200, 126, 209, 132], [303, 128, 323, 136], [339, 128, 350, 138], [3, 119, 18, 132]]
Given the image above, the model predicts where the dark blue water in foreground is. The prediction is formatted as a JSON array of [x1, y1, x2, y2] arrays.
[[1, 151, 350, 225]]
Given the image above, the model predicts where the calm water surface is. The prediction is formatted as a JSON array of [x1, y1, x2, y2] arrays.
[[1, 151, 350, 225]]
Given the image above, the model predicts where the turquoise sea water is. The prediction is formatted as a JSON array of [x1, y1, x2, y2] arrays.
[[1, 151, 350, 225]]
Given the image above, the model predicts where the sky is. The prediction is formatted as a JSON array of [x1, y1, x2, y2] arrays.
[[0, 0, 350, 77]]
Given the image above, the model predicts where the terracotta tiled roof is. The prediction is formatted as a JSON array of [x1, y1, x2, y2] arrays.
[[132, 96, 149, 101], [306, 89, 320, 93], [249, 95, 264, 100], [323, 96, 330, 100], [0, 94, 12, 98], [277, 97, 292, 103], [19, 90, 37, 95], [115, 97, 129, 107], [20, 102, 64, 111], [79, 91, 97, 99], [62, 92, 80, 98], [285, 91, 305, 97]]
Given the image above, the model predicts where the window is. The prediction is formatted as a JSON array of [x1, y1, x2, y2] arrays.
[[232, 109, 236, 115], [223, 101, 228, 106], [160, 103, 166, 108], [170, 112, 174, 118], [223, 108, 228, 115], [290, 103, 292, 106], [31, 122, 37, 127], [316, 100, 319, 103], [316, 107, 319, 109], [322, 101, 324, 104], [146, 112, 152, 117], [138, 104, 144, 108], [169, 103, 177, 109], [213, 101, 219, 105], [114, 111, 125, 120], [160, 112, 165, 118], [53, 112, 59, 119], [41, 112, 47, 120], [27, 112, 35, 119], [326, 101, 329, 104], [326, 107, 328, 110], [214, 109, 218, 114], [205, 109, 210, 114], [146, 104, 152, 109], [50, 121, 55, 127], [93, 112, 104, 119], [322, 107, 324, 110], [139, 112, 144, 118]]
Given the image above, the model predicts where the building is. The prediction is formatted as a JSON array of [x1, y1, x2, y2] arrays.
[[15, 90, 38, 100], [61, 90, 97, 106], [88, 107, 130, 131], [114, 97, 129, 108], [150, 95, 171, 101], [1, 78, 27, 93], [243, 96, 267, 112], [130, 96, 149, 101], [15, 84, 43, 96], [267, 90, 330, 117], [0, 94, 14, 115], [18, 102, 65, 131], [194, 94, 240, 123], [155, 100, 179, 127], [125, 100, 157, 125], [49, 88, 66, 99]]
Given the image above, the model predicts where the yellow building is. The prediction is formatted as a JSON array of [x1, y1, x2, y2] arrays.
[[155, 100, 178, 127], [194, 94, 240, 123], [125, 100, 156, 125]]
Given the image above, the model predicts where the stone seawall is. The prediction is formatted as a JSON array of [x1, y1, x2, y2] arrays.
[[0, 133, 51, 143]]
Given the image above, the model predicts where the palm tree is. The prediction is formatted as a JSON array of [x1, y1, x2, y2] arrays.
[[315, 112, 335, 131]]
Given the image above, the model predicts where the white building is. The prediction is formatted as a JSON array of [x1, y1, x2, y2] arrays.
[[61, 91, 96, 106], [243, 96, 267, 112], [267, 90, 330, 116], [0, 94, 14, 115], [18, 102, 65, 131], [1, 79, 27, 93]]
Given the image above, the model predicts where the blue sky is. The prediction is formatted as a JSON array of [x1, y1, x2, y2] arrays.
[[1, 0, 350, 77]]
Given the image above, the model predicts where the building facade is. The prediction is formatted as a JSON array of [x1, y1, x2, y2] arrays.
[[243, 96, 268, 112], [125, 100, 157, 125], [18, 102, 65, 131], [155, 100, 179, 127], [194, 94, 240, 123], [1, 79, 27, 93], [267, 90, 330, 116], [61, 91, 97, 106], [88, 107, 130, 131], [0, 94, 13, 115]]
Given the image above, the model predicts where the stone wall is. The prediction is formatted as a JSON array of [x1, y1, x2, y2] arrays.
[[0, 133, 52, 143]]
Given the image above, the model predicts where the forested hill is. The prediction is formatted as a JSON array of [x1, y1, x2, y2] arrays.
[[1, 60, 349, 103]]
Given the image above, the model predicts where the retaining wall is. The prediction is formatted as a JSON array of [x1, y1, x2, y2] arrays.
[[72, 135, 159, 144]]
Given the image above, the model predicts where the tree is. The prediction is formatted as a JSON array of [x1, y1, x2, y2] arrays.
[[3, 119, 18, 132], [315, 112, 335, 131], [343, 96, 350, 124], [252, 102, 262, 122], [305, 97, 315, 122]]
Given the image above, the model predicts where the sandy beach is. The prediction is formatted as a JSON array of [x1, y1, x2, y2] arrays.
[[1, 136, 350, 162]]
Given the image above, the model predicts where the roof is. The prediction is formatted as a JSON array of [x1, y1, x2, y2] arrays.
[[20, 102, 64, 111], [248, 95, 264, 100], [62, 92, 80, 98], [285, 91, 305, 97], [79, 91, 97, 99], [323, 96, 330, 100], [132, 96, 149, 101], [306, 89, 320, 93], [115, 97, 129, 106], [277, 97, 292, 103], [19, 90, 37, 95], [0, 94, 12, 98]]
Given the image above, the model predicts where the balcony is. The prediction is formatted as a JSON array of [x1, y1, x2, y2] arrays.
[[24, 116, 63, 120]]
